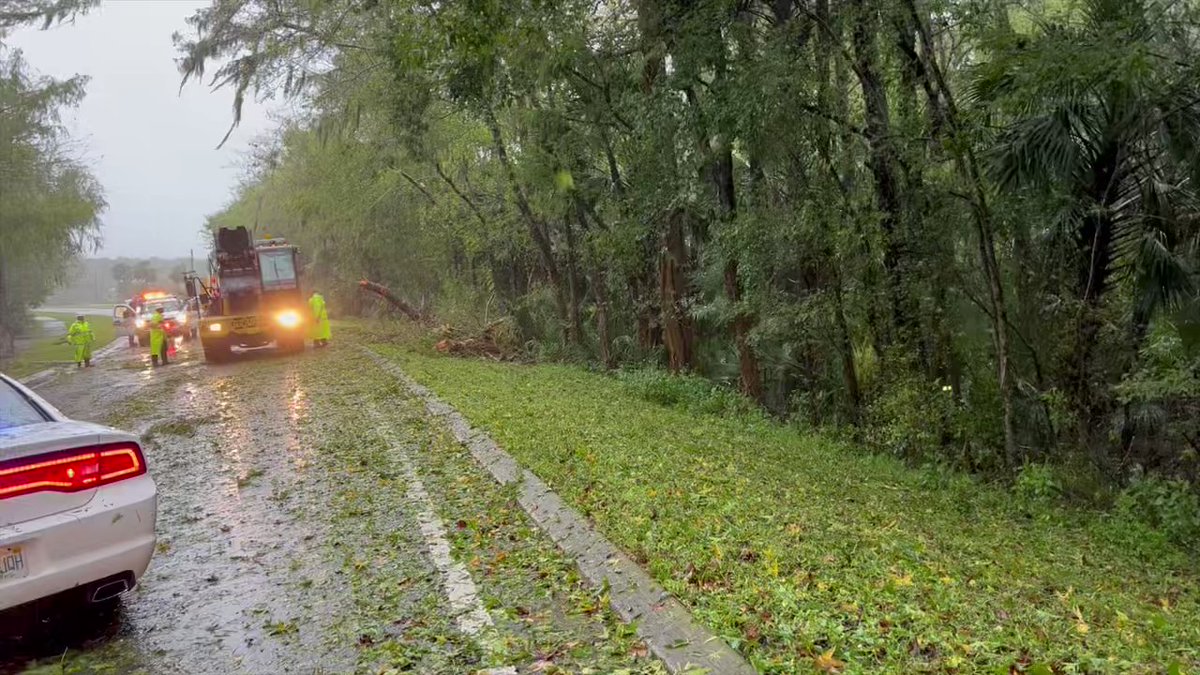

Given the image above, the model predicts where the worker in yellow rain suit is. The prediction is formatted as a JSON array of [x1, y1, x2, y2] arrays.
[[149, 306, 169, 366], [308, 291, 331, 348], [67, 314, 95, 368]]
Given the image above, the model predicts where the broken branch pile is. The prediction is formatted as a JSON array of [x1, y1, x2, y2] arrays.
[[358, 278, 516, 360], [433, 321, 513, 360]]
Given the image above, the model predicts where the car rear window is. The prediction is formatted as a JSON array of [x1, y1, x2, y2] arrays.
[[0, 380, 48, 430]]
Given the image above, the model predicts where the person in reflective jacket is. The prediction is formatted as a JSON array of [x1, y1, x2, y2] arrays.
[[149, 306, 169, 366], [308, 291, 331, 348], [67, 314, 95, 368]]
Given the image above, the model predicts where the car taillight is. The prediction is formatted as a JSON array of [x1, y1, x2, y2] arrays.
[[0, 443, 146, 500]]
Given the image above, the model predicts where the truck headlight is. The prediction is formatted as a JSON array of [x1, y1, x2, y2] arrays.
[[135, 319, 146, 329], [275, 310, 301, 329], [209, 323, 223, 332]]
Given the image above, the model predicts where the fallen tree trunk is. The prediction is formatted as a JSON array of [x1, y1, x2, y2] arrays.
[[358, 279, 428, 323]]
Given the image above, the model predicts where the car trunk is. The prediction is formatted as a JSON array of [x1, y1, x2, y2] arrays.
[[0, 422, 104, 528]]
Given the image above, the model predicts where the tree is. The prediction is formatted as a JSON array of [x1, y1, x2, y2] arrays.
[[976, 0, 1200, 469], [0, 50, 103, 356], [176, 0, 1200, 487]]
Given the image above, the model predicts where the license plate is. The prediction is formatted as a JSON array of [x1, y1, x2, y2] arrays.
[[0, 546, 29, 581], [231, 316, 258, 330]]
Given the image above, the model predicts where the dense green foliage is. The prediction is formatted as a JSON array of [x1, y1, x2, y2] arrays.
[[370, 335, 1198, 672], [0, 12, 104, 356], [185, 0, 1200, 495]]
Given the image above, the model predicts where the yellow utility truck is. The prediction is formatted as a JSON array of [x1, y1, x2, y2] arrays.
[[196, 227, 307, 362]]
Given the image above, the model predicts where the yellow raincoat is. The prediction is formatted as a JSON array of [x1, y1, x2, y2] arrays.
[[308, 293, 331, 343], [67, 320, 95, 365], [149, 311, 166, 361]]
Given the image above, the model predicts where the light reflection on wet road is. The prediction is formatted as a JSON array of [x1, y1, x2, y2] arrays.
[[1, 339, 352, 674]]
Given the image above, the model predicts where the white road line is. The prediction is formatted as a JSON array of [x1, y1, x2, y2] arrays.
[[363, 405, 514, 674], [363, 347, 756, 675]]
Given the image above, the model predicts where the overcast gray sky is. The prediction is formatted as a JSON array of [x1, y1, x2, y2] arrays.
[[7, 0, 273, 260]]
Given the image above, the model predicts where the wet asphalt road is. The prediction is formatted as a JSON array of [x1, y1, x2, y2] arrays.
[[3, 340, 353, 674], [0, 337, 662, 675]]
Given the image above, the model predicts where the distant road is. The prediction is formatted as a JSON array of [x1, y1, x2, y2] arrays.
[[38, 305, 113, 317]]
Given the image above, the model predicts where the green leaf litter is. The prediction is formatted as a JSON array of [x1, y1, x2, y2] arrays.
[[372, 344, 1199, 674]]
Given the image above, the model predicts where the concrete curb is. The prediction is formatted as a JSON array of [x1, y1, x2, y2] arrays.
[[19, 338, 126, 388], [363, 347, 757, 675]]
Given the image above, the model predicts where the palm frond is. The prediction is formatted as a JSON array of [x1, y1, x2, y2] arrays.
[[989, 102, 1092, 189]]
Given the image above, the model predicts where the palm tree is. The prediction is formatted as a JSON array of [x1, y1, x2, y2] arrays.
[[972, 0, 1200, 453]]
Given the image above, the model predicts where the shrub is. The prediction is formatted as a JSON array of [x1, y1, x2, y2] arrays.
[[615, 367, 761, 419], [864, 374, 958, 463], [1013, 463, 1063, 511], [1114, 471, 1200, 547]]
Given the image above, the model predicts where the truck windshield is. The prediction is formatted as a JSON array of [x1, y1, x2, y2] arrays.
[[259, 250, 297, 288]]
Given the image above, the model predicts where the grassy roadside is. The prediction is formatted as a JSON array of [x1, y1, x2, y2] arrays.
[[368, 340, 1199, 674], [1, 312, 117, 378], [298, 349, 666, 673]]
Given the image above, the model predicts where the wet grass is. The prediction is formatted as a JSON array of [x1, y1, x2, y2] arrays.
[[145, 419, 199, 438], [389, 388, 666, 673], [1, 313, 117, 378], [18, 643, 148, 675], [299, 351, 666, 673], [299, 417, 488, 672], [370, 343, 1200, 675], [104, 380, 180, 431]]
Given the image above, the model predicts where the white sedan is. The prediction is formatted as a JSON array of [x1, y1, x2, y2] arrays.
[[0, 373, 157, 616]]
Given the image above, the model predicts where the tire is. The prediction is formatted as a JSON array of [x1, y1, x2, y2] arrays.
[[202, 339, 231, 363]]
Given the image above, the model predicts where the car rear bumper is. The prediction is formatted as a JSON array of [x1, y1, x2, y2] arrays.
[[0, 475, 157, 611]]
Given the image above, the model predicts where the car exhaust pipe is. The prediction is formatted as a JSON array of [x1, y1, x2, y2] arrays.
[[90, 577, 131, 603]]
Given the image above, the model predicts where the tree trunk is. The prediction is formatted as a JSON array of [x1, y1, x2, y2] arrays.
[[710, 137, 762, 402], [563, 213, 585, 345], [833, 271, 862, 422], [902, 0, 1018, 466], [573, 199, 615, 368], [637, 0, 665, 94], [849, 0, 917, 350], [593, 265, 614, 369], [724, 258, 763, 401], [660, 210, 694, 372], [484, 107, 570, 339], [358, 279, 428, 323]]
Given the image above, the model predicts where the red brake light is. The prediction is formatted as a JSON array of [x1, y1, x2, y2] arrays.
[[0, 443, 146, 500]]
